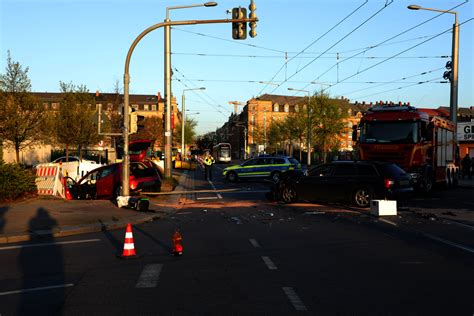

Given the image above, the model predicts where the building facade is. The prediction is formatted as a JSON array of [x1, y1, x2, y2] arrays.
[[1, 91, 180, 164]]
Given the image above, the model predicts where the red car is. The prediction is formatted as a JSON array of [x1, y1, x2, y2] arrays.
[[66, 161, 161, 199]]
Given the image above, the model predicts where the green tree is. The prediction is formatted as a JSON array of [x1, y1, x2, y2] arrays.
[[130, 116, 164, 145], [49, 82, 100, 160], [173, 118, 197, 147], [310, 92, 349, 162], [0, 51, 46, 163]]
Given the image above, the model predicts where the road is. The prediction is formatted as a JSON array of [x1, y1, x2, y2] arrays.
[[0, 163, 473, 315]]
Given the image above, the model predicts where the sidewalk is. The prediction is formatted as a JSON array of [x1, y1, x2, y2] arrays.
[[0, 170, 192, 244], [458, 177, 474, 188]]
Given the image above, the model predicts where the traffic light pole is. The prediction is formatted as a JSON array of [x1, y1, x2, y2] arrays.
[[122, 15, 258, 193]]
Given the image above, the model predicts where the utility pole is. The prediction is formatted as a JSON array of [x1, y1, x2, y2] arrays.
[[288, 88, 311, 166]]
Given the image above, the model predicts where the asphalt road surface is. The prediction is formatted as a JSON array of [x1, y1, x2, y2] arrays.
[[0, 164, 473, 315]]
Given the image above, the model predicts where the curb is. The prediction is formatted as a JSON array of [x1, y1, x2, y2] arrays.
[[0, 171, 192, 245], [0, 211, 167, 244]]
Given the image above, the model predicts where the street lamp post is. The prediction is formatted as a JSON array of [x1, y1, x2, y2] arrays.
[[408, 4, 459, 125], [288, 88, 312, 166], [182, 87, 205, 157], [120, 1, 258, 194], [165, 2, 216, 179]]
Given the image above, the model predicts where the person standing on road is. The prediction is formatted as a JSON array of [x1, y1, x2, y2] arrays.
[[461, 154, 471, 179], [204, 151, 215, 181]]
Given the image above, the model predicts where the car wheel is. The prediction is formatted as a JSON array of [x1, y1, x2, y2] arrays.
[[421, 174, 434, 194], [270, 171, 281, 182], [352, 187, 372, 208], [281, 185, 298, 204], [227, 171, 238, 182]]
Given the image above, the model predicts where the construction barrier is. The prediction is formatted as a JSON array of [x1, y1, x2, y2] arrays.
[[35, 165, 68, 198], [35, 166, 60, 196], [174, 160, 197, 170]]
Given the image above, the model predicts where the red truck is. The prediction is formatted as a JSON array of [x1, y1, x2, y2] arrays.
[[353, 103, 459, 193]]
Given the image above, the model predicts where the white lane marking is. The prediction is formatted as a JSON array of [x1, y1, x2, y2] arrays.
[[378, 218, 398, 227], [0, 239, 101, 251], [221, 190, 270, 194], [176, 212, 192, 215], [261, 256, 277, 270], [196, 196, 219, 200], [422, 233, 474, 254], [208, 180, 223, 199], [249, 238, 260, 248], [444, 220, 474, 230], [0, 283, 74, 296], [136, 264, 163, 288], [282, 287, 307, 311]]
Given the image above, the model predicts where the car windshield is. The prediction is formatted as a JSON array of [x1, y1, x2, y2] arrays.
[[360, 121, 419, 144]]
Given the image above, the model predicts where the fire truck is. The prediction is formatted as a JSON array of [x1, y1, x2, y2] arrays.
[[353, 103, 459, 193]]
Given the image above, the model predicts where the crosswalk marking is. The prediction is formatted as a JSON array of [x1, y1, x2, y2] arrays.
[[261, 256, 277, 270], [136, 264, 163, 288], [282, 287, 307, 311], [249, 238, 260, 248]]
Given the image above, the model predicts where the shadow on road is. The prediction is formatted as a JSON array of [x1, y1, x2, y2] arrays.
[[99, 219, 123, 255], [134, 225, 173, 254], [18, 207, 65, 315]]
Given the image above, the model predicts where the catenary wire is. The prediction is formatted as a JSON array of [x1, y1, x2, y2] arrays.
[[312, 1, 469, 83], [258, 0, 369, 95], [267, 0, 394, 95], [316, 18, 473, 94]]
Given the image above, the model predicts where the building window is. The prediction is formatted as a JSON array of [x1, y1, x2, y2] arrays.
[[132, 104, 139, 111], [251, 115, 255, 125], [284, 103, 289, 113], [152, 104, 157, 111], [295, 104, 299, 112], [274, 103, 279, 112], [144, 104, 149, 111], [43, 103, 49, 109], [51, 102, 60, 110]]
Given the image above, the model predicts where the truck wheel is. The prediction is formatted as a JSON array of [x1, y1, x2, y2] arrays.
[[282, 185, 297, 203], [227, 171, 238, 182], [352, 187, 372, 208], [445, 169, 452, 189], [419, 167, 434, 194]]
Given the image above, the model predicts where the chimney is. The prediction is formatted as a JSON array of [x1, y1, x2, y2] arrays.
[[157, 92, 162, 101], [95, 90, 100, 97]]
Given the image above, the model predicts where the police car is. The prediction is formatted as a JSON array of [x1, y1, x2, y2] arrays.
[[222, 155, 301, 182]]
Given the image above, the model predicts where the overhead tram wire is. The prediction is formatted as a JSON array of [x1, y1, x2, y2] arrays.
[[312, 1, 469, 83], [257, 0, 369, 96], [339, 67, 445, 96], [171, 27, 285, 54], [270, 0, 394, 95], [352, 77, 447, 100], [172, 52, 448, 60], [172, 77, 443, 85], [316, 18, 473, 94], [173, 67, 232, 117]]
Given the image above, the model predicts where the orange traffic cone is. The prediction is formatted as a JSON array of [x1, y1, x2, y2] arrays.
[[172, 230, 183, 256], [120, 223, 137, 258]]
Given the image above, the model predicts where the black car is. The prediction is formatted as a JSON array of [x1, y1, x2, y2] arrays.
[[278, 161, 413, 208]]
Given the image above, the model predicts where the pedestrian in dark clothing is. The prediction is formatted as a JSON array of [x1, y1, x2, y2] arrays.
[[204, 152, 215, 181], [461, 154, 471, 179]]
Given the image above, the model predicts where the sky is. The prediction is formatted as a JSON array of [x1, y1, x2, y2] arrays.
[[1, 0, 473, 135]]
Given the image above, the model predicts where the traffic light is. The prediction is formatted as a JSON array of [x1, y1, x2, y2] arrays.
[[232, 7, 247, 40], [443, 60, 452, 81], [130, 111, 145, 134], [249, 0, 257, 38]]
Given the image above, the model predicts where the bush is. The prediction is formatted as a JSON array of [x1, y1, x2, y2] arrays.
[[0, 162, 37, 201]]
